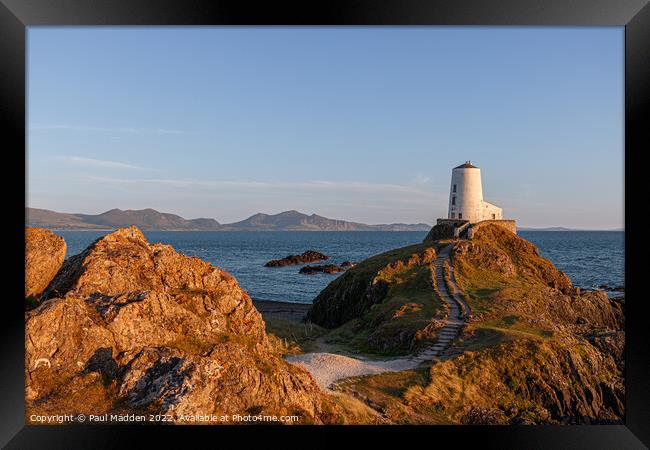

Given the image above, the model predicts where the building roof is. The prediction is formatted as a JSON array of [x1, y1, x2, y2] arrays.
[[454, 161, 478, 169]]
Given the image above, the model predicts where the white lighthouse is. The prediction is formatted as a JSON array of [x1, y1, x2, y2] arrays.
[[447, 161, 502, 223]]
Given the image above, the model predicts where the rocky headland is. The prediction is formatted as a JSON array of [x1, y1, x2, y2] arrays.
[[303, 224, 624, 424]]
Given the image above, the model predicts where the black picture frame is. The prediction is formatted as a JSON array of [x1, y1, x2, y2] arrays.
[[1, 0, 648, 448]]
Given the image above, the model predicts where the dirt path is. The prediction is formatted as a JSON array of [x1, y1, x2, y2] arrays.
[[286, 244, 470, 389]]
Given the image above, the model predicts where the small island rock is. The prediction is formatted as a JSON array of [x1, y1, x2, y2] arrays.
[[265, 250, 329, 267], [299, 264, 345, 275]]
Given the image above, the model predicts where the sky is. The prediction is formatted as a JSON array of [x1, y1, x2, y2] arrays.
[[27, 27, 624, 229]]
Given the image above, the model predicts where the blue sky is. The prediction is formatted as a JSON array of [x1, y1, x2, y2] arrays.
[[28, 27, 623, 228]]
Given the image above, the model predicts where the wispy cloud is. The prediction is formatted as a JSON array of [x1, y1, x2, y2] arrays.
[[31, 123, 188, 135], [413, 173, 432, 185], [56, 156, 159, 172], [82, 175, 441, 199]]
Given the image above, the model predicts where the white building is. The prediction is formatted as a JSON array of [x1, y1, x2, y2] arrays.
[[447, 161, 502, 223]]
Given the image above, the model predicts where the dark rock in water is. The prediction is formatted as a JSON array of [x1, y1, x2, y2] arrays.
[[265, 250, 328, 267], [25, 228, 67, 300], [340, 261, 356, 268], [299, 264, 345, 275], [26, 226, 328, 423]]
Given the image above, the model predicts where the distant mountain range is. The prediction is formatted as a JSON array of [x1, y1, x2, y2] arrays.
[[26, 207, 432, 232]]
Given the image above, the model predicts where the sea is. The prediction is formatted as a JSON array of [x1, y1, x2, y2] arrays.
[[58, 230, 624, 304]]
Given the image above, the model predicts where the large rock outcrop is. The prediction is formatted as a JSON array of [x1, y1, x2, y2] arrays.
[[26, 227, 327, 423], [25, 228, 66, 298]]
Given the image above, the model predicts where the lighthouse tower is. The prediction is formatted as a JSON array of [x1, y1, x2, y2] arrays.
[[448, 161, 502, 223]]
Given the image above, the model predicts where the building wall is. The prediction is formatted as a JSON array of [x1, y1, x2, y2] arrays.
[[447, 167, 504, 223], [424, 219, 516, 242], [480, 201, 503, 221], [424, 219, 468, 242], [448, 167, 484, 222]]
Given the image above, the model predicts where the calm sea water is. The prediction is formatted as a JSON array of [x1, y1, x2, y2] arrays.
[[57, 230, 624, 304]]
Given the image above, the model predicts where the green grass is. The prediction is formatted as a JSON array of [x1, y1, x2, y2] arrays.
[[333, 368, 440, 424], [264, 317, 328, 354], [476, 315, 553, 340], [324, 262, 444, 356], [342, 242, 440, 280]]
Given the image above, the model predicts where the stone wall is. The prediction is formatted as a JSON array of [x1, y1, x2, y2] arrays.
[[423, 219, 468, 242], [424, 219, 516, 243]]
